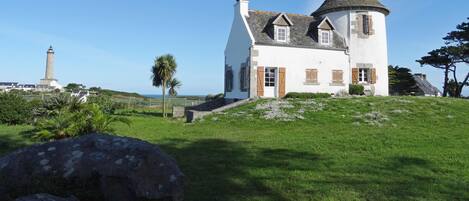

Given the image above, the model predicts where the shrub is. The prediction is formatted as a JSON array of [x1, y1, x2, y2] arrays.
[[33, 103, 131, 140], [88, 95, 123, 114], [0, 93, 33, 125], [206, 93, 224, 101], [284, 92, 331, 99], [349, 84, 365, 95]]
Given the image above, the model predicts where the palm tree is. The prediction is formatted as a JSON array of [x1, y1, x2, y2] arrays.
[[151, 54, 177, 117], [168, 78, 182, 97]]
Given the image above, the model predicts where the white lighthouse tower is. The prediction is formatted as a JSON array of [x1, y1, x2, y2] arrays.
[[39, 46, 63, 91], [312, 0, 390, 96]]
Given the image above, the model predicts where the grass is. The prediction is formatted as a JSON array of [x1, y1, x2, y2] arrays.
[[1, 96, 469, 200]]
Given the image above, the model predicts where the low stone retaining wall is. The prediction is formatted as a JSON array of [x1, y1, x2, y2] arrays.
[[185, 98, 252, 123]]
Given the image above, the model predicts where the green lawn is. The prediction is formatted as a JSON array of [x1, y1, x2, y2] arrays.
[[1, 97, 469, 201]]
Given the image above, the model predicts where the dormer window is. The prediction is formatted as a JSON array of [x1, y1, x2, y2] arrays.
[[272, 13, 293, 43], [276, 26, 288, 42], [320, 30, 331, 45], [316, 17, 335, 47]]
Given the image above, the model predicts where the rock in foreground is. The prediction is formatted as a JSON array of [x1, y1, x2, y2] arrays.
[[15, 194, 79, 201], [0, 134, 184, 201]]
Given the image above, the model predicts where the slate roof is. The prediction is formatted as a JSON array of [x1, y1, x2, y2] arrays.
[[312, 0, 390, 16], [413, 74, 441, 96], [246, 10, 347, 50]]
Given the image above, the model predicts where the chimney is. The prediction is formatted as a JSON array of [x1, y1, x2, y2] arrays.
[[236, 0, 249, 17], [415, 73, 427, 80]]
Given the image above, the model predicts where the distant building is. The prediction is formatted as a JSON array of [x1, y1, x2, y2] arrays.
[[0, 82, 18, 92], [37, 46, 63, 91], [413, 74, 441, 97], [0, 82, 36, 92]]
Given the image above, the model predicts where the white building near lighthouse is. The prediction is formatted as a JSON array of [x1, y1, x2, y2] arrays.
[[225, 0, 390, 99], [38, 46, 63, 91]]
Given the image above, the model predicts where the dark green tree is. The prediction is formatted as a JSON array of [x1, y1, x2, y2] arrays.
[[168, 78, 182, 97], [443, 18, 469, 97], [64, 83, 86, 92], [417, 47, 455, 97], [388, 65, 418, 95], [151, 54, 177, 117]]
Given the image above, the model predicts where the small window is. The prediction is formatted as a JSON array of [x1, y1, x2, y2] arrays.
[[265, 68, 276, 87], [320, 30, 331, 46], [276, 26, 287, 42], [332, 70, 343, 84], [240, 65, 249, 91], [305, 69, 318, 84], [225, 68, 233, 92], [363, 15, 370, 35], [359, 68, 370, 83]]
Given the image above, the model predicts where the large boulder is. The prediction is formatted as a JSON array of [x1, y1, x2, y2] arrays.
[[0, 134, 184, 201], [15, 194, 79, 201]]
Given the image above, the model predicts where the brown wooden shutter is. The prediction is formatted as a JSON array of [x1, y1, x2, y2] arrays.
[[257, 67, 265, 97], [371, 68, 377, 84], [332, 70, 343, 84], [279, 67, 286, 97], [352, 68, 359, 84], [305, 69, 312, 82], [368, 15, 374, 35], [306, 69, 318, 83]]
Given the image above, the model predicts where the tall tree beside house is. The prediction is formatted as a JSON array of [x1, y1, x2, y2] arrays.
[[151, 54, 177, 117], [418, 18, 469, 98], [443, 18, 469, 97], [168, 78, 182, 97], [388, 65, 418, 95], [417, 47, 455, 97]]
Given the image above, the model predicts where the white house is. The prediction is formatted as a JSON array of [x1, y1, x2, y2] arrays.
[[225, 0, 390, 99]]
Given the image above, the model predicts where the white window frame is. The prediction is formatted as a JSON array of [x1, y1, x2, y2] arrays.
[[265, 67, 276, 87], [275, 26, 288, 43], [319, 30, 332, 46], [358, 68, 370, 84]]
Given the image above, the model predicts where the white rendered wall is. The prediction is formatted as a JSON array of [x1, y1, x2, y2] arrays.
[[254, 45, 350, 96], [323, 10, 389, 96], [224, 2, 254, 99]]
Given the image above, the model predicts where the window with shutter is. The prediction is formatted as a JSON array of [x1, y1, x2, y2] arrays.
[[239, 65, 249, 92], [305, 69, 318, 84], [332, 70, 343, 84]]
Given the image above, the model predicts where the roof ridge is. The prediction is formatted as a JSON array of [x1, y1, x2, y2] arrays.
[[249, 10, 315, 18]]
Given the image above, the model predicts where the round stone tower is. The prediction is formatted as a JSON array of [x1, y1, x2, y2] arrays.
[[312, 0, 390, 96], [45, 46, 55, 80], [39, 46, 63, 91]]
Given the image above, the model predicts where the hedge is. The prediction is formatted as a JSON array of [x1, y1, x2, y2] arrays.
[[284, 92, 332, 99]]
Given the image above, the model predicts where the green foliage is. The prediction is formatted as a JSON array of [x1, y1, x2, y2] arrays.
[[32, 103, 131, 141], [168, 78, 182, 97], [151, 54, 178, 117], [64, 83, 86, 92], [205, 93, 224, 101], [349, 84, 365, 95], [388, 65, 418, 95], [88, 95, 123, 114], [43, 94, 83, 113], [0, 93, 33, 125], [284, 92, 331, 99]]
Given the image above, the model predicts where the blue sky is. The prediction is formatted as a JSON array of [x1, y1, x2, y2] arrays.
[[0, 0, 468, 95]]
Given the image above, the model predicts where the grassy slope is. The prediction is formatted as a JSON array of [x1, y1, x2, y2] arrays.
[[1, 97, 469, 201]]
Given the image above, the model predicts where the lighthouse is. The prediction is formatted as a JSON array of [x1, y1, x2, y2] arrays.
[[39, 46, 63, 91]]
